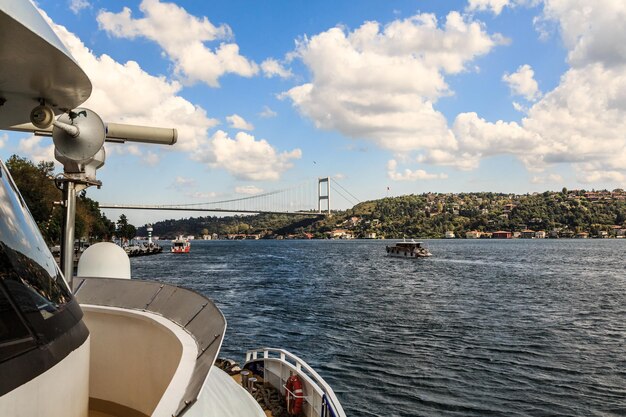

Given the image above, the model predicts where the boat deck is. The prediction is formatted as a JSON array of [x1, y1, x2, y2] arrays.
[[230, 373, 273, 417]]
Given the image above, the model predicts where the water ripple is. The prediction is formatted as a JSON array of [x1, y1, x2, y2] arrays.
[[132, 239, 626, 416]]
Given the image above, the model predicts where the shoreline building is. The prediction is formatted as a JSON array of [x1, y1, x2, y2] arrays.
[[492, 231, 512, 239]]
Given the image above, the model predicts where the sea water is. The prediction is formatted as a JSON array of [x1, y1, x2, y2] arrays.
[[131, 239, 626, 416]]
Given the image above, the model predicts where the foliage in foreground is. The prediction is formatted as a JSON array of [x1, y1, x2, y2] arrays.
[[6, 155, 115, 244]]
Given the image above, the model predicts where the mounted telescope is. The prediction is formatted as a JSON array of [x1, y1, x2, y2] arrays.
[[9, 104, 178, 285], [7, 120, 178, 145]]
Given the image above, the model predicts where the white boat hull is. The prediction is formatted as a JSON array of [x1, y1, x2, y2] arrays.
[[387, 251, 432, 258], [0, 338, 90, 417]]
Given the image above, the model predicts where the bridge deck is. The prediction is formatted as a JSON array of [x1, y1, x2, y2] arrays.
[[98, 204, 326, 216]]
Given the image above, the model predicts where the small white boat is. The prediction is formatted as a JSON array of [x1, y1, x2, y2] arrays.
[[386, 239, 432, 258]]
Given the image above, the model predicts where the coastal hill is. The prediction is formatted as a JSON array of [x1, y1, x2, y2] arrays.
[[140, 189, 626, 239], [7, 154, 625, 241]]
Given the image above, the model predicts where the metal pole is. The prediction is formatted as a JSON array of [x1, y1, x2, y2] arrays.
[[60, 181, 76, 289]]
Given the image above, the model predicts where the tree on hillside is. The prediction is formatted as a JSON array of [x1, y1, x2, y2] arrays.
[[77, 197, 115, 241], [116, 214, 137, 243], [6, 155, 61, 242], [6, 155, 117, 243]]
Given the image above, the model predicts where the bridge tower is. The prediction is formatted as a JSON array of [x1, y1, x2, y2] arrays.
[[318, 177, 331, 214]]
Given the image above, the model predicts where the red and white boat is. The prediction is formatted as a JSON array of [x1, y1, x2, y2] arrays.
[[171, 236, 191, 253]]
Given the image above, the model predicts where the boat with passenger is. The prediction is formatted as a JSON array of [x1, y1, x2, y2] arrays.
[[171, 236, 191, 253], [0, 2, 345, 416], [386, 239, 432, 258]]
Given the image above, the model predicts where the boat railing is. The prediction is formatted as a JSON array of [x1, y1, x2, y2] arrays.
[[245, 347, 346, 417]]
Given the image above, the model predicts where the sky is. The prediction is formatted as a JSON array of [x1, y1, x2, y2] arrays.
[[2, 0, 626, 226]]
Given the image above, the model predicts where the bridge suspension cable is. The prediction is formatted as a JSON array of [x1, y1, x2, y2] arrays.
[[99, 179, 323, 215], [331, 178, 361, 206]]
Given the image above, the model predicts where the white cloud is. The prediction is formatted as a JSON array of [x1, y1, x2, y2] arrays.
[[226, 114, 254, 131], [416, 149, 480, 171], [41, 9, 221, 165], [502, 64, 541, 101], [41, 1, 626, 187], [453, 112, 543, 166], [467, 0, 511, 15], [17, 136, 55, 163], [97, 0, 258, 87], [412, 1, 626, 185], [69, 0, 90, 15], [446, 59, 626, 182], [282, 12, 504, 153], [192, 130, 301, 181], [142, 151, 160, 166], [442, 1, 626, 184], [106, 143, 141, 157], [387, 159, 447, 181], [172, 176, 195, 188], [261, 58, 293, 78], [542, 0, 626, 68], [411, 112, 542, 172], [532, 14, 556, 41], [43, 11, 296, 182], [0, 133, 6, 149], [522, 64, 626, 166], [531, 173, 564, 184], [576, 169, 626, 184], [259, 106, 277, 118], [189, 191, 218, 199], [467, 0, 539, 15], [523, 1, 626, 184], [512, 101, 527, 112], [235, 185, 263, 195]]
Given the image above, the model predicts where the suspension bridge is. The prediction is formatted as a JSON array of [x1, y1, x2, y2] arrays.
[[99, 177, 361, 216]]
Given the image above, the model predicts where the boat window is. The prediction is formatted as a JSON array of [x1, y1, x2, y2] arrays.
[[1, 273, 70, 319], [0, 161, 72, 322], [0, 287, 30, 343], [0, 286, 35, 362]]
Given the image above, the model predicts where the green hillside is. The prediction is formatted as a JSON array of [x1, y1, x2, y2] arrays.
[[7, 155, 626, 240]]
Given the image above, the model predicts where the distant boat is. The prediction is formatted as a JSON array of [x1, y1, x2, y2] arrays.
[[171, 236, 191, 253], [386, 239, 432, 258]]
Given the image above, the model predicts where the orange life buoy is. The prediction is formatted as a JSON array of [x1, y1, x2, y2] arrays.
[[285, 374, 304, 415]]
